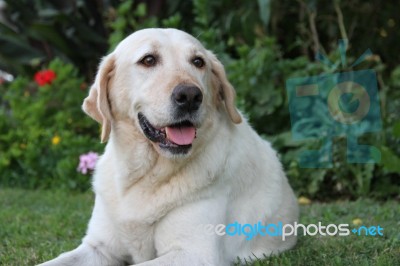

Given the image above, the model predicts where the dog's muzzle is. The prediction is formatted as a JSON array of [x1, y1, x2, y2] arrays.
[[138, 113, 197, 155], [138, 84, 202, 155]]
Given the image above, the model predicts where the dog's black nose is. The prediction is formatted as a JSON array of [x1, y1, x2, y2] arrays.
[[172, 84, 203, 112]]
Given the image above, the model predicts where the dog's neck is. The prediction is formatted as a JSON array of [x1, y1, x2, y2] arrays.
[[94, 117, 237, 224], [104, 120, 193, 192]]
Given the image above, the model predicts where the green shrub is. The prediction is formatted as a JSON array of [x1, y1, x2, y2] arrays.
[[0, 59, 102, 191], [0, 0, 398, 198], [0, 0, 109, 78], [187, 0, 400, 200]]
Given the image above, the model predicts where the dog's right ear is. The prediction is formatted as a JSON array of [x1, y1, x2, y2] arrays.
[[82, 54, 116, 143]]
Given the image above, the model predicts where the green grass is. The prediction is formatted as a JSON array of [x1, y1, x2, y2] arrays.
[[0, 189, 92, 265], [1, 189, 399, 266]]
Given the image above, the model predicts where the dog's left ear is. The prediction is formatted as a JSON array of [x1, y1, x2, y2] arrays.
[[207, 51, 242, 124], [82, 54, 116, 143]]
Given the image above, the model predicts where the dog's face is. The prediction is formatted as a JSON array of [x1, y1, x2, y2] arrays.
[[83, 28, 241, 158]]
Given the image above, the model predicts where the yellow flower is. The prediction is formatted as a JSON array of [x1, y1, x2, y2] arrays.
[[52, 135, 61, 145], [352, 218, 363, 226], [298, 196, 311, 205], [379, 28, 387, 38]]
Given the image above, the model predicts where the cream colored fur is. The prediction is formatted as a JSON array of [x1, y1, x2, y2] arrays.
[[38, 28, 298, 266]]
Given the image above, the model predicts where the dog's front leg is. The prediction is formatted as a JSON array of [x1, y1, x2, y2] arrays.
[[37, 242, 124, 266], [37, 196, 127, 266], [131, 198, 230, 266]]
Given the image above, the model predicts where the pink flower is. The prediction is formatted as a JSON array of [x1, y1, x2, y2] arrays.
[[77, 151, 99, 175], [34, 69, 56, 86]]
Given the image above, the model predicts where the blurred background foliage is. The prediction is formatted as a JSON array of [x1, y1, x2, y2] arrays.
[[0, 0, 399, 199]]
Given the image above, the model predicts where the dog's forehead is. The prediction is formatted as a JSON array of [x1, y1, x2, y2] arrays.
[[114, 28, 206, 56]]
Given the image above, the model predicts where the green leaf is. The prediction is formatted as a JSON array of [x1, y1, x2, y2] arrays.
[[392, 121, 400, 138], [380, 146, 400, 173], [135, 3, 147, 17], [118, 0, 134, 15]]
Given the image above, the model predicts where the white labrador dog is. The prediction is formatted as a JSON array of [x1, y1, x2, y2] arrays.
[[38, 28, 298, 266]]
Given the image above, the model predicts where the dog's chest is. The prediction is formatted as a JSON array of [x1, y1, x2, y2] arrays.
[[98, 186, 160, 263], [94, 160, 195, 262], [118, 219, 156, 263]]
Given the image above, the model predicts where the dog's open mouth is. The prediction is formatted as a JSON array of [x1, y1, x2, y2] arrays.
[[138, 113, 196, 154]]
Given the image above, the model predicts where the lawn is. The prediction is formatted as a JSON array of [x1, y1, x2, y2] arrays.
[[0, 188, 399, 266]]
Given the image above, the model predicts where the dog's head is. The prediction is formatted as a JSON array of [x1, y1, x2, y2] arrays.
[[83, 28, 241, 157]]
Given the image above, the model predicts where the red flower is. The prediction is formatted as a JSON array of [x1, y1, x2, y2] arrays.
[[34, 69, 56, 86]]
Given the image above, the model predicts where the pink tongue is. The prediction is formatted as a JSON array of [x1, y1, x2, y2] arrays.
[[166, 126, 196, 145]]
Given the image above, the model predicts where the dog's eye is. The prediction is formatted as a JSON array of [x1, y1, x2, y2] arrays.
[[192, 57, 205, 68], [139, 55, 157, 67]]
